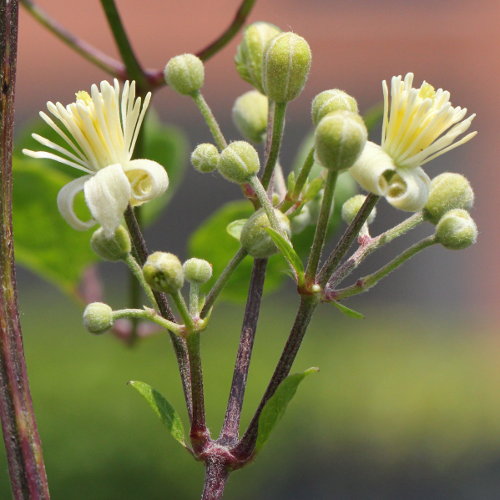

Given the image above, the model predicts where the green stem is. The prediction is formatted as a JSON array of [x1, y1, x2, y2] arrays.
[[172, 291, 195, 332], [304, 169, 338, 284], [191, 91, 228, 150], [124, 254, 157, 308], [261, 101, 287, 190], [281, 146, 315, 211], [100, 0, 147, 88], [333, 236, 437, 300], [113, 308, 182, 334]]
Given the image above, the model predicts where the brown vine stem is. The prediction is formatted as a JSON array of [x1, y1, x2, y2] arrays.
[[0, 1, 50, 497]]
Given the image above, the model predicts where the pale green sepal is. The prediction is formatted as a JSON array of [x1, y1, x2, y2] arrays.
[[255, 367, 319, 454], [226, 219, 247, 240], [128, 381, 187, 449], [331, 301, 365, 319]]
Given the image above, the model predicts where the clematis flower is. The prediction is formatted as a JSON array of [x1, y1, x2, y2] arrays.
[[349, 73, 476, 211], [23, 80, 169, 235]]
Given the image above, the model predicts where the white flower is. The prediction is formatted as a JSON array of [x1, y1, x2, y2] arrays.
[[23, 80, 169, 235], [350, 73, 476, 211]]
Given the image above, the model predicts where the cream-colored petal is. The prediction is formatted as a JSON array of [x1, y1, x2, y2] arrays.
[[56, 175, 96, 231], [84, 164, 131, 236], [349, 141, 395, 196], [386, 167, 430, 212], [123, 159, 169, 206]]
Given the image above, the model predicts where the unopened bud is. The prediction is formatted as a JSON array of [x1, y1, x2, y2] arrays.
[[183, 258, 212, 284], [435, 209, 478, 250], [235, 22, 282, 92], [232, 90, 268, 143], [191, 143, 219, 173], [240, 209, 291, 258], [164, 54, 204, 95], [315, 110, 367, 171], [143, 252, 184, 293], [424, 173, 474, 224], [290, 205, 311, 234], [311, 89, 358, 126], [83, 302, 114, 334], [90, 225, 131, 261], [218, 141, 260, 184], [262, 32, 312, 103], [341, 195, 376, 225]]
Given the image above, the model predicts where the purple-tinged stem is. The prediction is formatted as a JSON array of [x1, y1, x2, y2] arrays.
[[201, 456, 229, 500]]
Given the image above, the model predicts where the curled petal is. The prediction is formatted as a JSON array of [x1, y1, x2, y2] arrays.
[[57, 175, 95, 231], [84, 164, 131, 236], [123, 159, 169, 206], [349, 141, 396, 196], [386, 167, 431, 212]]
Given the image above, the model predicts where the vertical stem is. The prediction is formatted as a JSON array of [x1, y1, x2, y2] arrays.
[[219, 259, 267, 445], [0, 1, 50, 497], [201, 457, 229, 500], [192, 92, 228, 151]]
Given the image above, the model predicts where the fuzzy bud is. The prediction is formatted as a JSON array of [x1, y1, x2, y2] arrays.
[[90, 225, 131, 261], [424, 173, 474, 224], [311, 89, 359, 126], [290, 205, 311, 235], [183, 258, 212, 284], [315, 110, 367, 171], [235, 22, 282, 92], [218, 141, 260, 184], [435, 209, 478, 250], [240, 209, 291, 258], [232, 90, 268, 143], [143, 252, 184, 293], [191, 143, 219, 173], [83, 302, 114, 334], [262, 32, 312, 103], [164, 54, 204, 95], [341, 195, 376, 225]]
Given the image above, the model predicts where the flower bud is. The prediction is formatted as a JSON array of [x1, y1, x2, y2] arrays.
[[143, 252, 184, 293], [191, 143, 219, 173], [90, 225, 131, 261], [183, 258, 212, 284], [314, 110, 367, 171], [164, 54, 204, 95], [262, 32, 312, 103], [341, 194, 376, 225], [311, 89, 359, 126], [232, 90, 268, 143], [83, 302, 114, 334], [290, 205, 311, 235], [435, 209, 478, 250], [240, 209, 291, 258], [218, 141, 260, 184], [235, 22, 282, 92], [424, 173, 474, 224]]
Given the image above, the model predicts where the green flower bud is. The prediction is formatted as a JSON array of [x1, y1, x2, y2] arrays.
[[183, 258, 212, 284], [218, 141, 260, 184], [262, 32, 312, 103], [143, 252, 184, 293], [240, 209, 291, 258], [191, 143, 219, 173], [290, 205, 311, 235], [311, 89, 359, 126], [235, 22, 282, 92], [314, 110, 367, 171], [164, 54, 204, 95], [83, 302, 114, 334], [435, 209, 478, 250], [232, 90, 268, 143], [424, 173, 474, 224], [90, 225, 131, 261], [341, 195, 376, 225]]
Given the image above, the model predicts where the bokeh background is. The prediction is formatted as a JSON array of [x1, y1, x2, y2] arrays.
[[2, 0, 499, 498]]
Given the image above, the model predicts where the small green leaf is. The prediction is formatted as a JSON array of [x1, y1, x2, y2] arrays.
[[331, 301, 365, 319], [286, 171, 296, 192], [255, 367, 319, 453], [226, 219, 247, 240], [303, 176, 324, 203], [128, 380, 187, 448], [264, 227, 304, 284]]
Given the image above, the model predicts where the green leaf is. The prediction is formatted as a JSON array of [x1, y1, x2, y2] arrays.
[[264, 227, 304, 284], [331, 301, 365, 319], [128, 380, 187, 448], [189, 200, 287, 302], [13, 158, 98, 298], [226, 219, 247, 240], [255, 367, 319, 453], [363, 102, 384, 133]]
